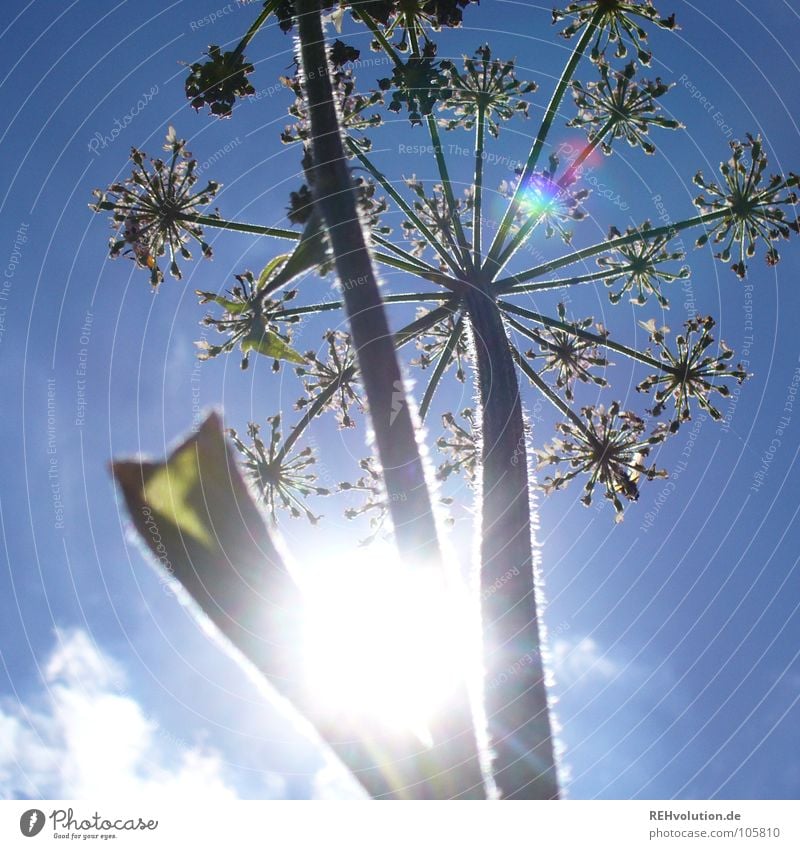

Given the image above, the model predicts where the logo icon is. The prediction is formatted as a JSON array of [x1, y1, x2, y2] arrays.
[[20, 809, 45, 837], [389, 379, 405, 426]]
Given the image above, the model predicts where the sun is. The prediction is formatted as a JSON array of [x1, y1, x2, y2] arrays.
[[297, 542, 478, 743]]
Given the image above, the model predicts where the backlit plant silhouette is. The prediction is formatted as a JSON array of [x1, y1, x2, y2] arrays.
[[94, 0, 799, 800]]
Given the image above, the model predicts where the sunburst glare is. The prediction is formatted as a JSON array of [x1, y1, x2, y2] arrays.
[[298, 543, 478, 743]]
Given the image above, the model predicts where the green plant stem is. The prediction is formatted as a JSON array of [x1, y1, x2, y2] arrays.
[[510, 342, 587, 431], [563, 116, 616, 180], [345, 138, 461, 275], [357, 9, 403, 68], [279, 365, 356, 460], [234, 0, 279, 56], [499, 300, 663, 370], [371, 234, 442, 276], [473, 103, 486, 267], [184, 212, 301, 240], [494, 209, 728, 285], [418, 315, 465, 422], [426, 114, 472, 271], [394, 298, 460, 348], [92, 202, 302, 240], [280, 291, 451, 319], [464, 282, 559, 800], [372, 251, 434, 277], [484, 9, 603, 272], [407, 17, 422, 57], [496, 266, 623, 295]]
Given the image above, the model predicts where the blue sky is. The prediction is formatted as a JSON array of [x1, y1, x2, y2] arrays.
[[1, 0, 799, 800]]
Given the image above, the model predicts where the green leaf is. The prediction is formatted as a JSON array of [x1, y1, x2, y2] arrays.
[[257, 254, 291, 290], [206, 293, 251, 315], [241, 327, 306, 364], [259, 211, 328, 297], [111, 413, 303, 671]]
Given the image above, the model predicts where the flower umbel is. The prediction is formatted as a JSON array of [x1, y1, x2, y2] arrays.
[[197, 270, 303, 370], [693, 134, 800, 278], [185, 45, 255, 118], [568, 60, 680, 155], [523, 303, 609, 401], [339, 456, 391, 546], [439, 45, 537, 138], [536, 401, 668, 519], [553, 1, 677, 65], [637, 316, 748, 429], [412, 311, 469, 382], [353, 0, 478, 50], [295, 331, 362, 428], [501, 155, 589, 244], [436, 409, 479, 484], [229, 416, 330, 524], [403, 177, 473, 259], [598, 221, 689, 306], [380, 50, 452, 126], [90, 127, 219, 287]]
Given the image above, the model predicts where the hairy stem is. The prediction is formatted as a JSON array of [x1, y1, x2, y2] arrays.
[[496, 266, 624, 296], [296, 0, 485, 798], [298, 0, 442, 560], [372, 233, 441, 275], [473, 103, 486, 267], [465, 281, 559, 800], [280, 291, 450, 319], [184, 212, 301, 240]]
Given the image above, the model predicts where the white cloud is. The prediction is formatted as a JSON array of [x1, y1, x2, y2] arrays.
[[551, 636, 619, 686], [0, 628, 274, 800]]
